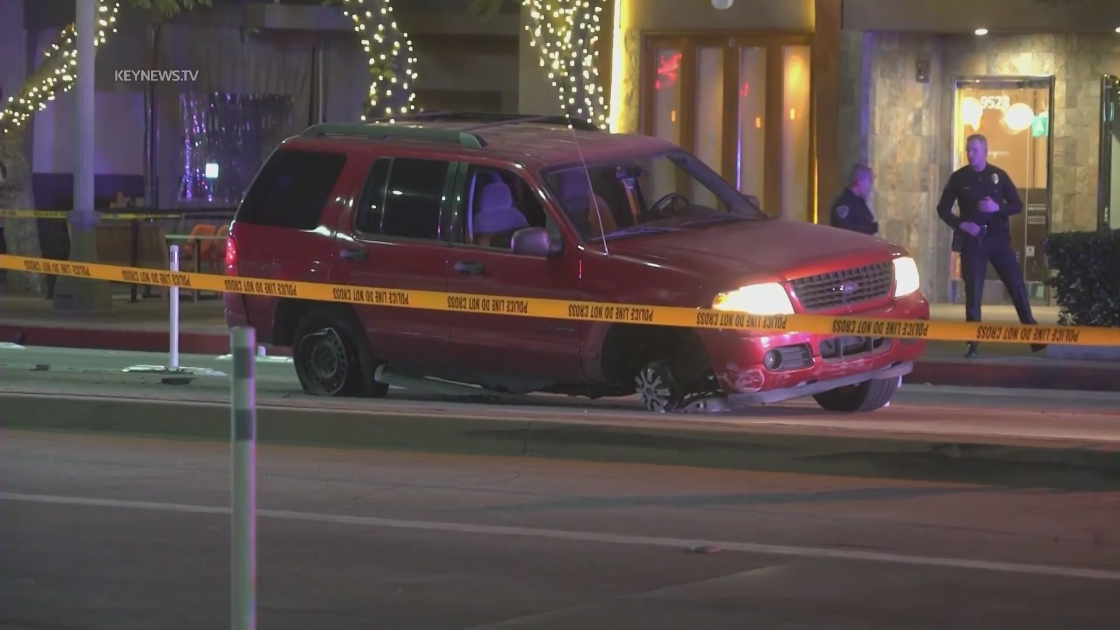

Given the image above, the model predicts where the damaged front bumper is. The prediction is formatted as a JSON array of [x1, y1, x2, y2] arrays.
[[725, 360, 913, 407]]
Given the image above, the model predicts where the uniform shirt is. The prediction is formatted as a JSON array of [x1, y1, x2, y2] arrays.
[[936, 163, 1023, 237], [829, 188, 878, 235]]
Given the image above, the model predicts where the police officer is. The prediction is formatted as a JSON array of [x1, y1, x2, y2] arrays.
[[936, 133, 1044, 358], [829, 164, 878, 235]]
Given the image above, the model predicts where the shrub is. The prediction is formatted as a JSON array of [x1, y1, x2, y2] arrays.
[[1043, 229, 1119, 327]]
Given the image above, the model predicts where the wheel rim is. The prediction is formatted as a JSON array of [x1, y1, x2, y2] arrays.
[[635, 365, 675, 412], [300, 328, 349, 395]]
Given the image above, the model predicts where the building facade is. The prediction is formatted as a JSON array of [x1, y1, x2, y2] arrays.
[[837, 0, 1119, 303], [520, 0, 1119, 304]]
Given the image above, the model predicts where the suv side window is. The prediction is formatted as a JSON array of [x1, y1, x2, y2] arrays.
[[354, 158, 392, 234], [459, 165, 558, 251], [380, 158, 452, 241], [238, 149, 347, 230]]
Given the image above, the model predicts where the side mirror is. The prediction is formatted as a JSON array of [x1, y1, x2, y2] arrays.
[[512, 227, 562, 258]]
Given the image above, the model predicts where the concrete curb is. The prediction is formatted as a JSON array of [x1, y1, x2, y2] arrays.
[[4, 322, 1119, 393], [2, 392, 1115, 491], [907, 358, 1120, 392]]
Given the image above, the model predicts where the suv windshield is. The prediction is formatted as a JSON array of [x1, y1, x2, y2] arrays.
[[543, 151, 767, 242]]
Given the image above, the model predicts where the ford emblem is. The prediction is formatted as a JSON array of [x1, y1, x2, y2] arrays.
[[839, 281, 859, 294]]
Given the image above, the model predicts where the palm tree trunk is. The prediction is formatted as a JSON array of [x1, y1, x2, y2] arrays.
[[0, 128, 45, 295]]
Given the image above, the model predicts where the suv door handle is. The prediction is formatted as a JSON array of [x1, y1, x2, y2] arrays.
[[339, 248, 368, 261], [454, 261, 485, 275]]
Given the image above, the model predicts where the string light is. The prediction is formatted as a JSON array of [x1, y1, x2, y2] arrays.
[[0, 1, 120, 134], [342, 0, 417, 122], [522, 0, 609, 129]]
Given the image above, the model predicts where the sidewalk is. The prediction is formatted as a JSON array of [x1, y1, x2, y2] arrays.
[[0, 297, 1116, 391]]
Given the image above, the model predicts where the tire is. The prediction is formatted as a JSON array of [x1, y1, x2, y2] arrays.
[[292, 306, 388, 398], [633, 334, 716, 413], [634, 360, 685, 412], [813, 376, 898, 413]]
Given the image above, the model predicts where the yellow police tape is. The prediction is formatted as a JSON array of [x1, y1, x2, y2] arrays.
[[1, 209, 183, 221], [1, 254, 1117, 347]]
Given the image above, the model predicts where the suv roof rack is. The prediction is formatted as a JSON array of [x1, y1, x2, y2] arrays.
[[299, 123, 485, 149], [370, 112, 603, 132]]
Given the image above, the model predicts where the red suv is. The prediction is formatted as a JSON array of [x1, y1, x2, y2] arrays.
[[224, 113, 928, 413]]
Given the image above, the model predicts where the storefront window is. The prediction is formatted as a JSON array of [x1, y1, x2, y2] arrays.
[[694, 47, 725, 207], [781, 46, 812, 221], [642, 34, 814, 221], [738, 47, 767, 209], [652, 48, 682, 203]]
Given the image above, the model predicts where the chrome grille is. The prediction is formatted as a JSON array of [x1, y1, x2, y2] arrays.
[[789, 262, 893, 311]]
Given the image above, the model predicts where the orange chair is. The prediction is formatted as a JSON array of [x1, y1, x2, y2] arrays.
[[179, 223, 218, 271]]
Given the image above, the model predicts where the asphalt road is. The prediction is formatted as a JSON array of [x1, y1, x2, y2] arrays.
[[2, 430, 1117, 630], [1, 344, 1117, 449]]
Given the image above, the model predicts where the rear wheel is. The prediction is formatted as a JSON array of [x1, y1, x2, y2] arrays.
[[292, 307, 387, 398], [813, 376, 898, 412]]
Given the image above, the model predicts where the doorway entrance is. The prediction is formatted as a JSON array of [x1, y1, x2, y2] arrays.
[[1099, 75, 1119, 230], [949, 76, 1054, 307], [641, 33, 813, 221]]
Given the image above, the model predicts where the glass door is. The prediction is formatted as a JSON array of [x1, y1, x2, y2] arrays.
[[642, 34, 813, 221], [1099, 75, 1119, 230], [950, 76, 1054, 307]]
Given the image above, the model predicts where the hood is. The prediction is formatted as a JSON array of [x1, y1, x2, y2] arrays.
[[606, 218, 896, 280]]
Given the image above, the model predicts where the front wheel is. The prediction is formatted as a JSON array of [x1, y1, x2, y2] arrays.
[[292, 307, 387, 398], [634, 361, 685, 412], [813, 376, 898, 412]]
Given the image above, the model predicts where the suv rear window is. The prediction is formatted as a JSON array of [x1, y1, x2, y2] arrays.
[[381, 158, 450, 240], [237, 149, 347, 230]]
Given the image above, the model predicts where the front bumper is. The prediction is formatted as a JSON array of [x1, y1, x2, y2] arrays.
[[726, 361, 913, 406], [698, 292, 929, 404]]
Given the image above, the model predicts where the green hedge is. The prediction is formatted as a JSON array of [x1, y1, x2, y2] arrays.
[[1043, 229, 1119, 327]]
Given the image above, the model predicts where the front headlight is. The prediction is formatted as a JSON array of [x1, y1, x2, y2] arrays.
[[893, 256, 920, 298], [712, 282, 795, 315]]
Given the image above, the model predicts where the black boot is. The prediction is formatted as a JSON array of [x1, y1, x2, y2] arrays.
[[1024, 321, 1046, 353], [965, 342, 979, 358]]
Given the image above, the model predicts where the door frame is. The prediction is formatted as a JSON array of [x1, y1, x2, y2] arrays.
[[441, 160, 586, 387], [949, 75, 1056, 306], [639, 30, 814, 219], [1098, 74, 1119, 229]]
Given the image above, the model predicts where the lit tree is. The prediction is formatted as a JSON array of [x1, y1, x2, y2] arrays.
[[0, 0, 209, 295], [335, 0, 419, 122], [472, 0, 609, 128]]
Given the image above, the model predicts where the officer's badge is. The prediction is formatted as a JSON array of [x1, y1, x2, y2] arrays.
[[836, 205, 849, 219], [991, 173, 999, 184]]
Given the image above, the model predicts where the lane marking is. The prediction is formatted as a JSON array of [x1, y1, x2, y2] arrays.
[[463, 566, 788, 629], [2, 492, 1116, 581]]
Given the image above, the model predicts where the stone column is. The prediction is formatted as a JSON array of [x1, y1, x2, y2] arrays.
[[836, 31, 874, 194]]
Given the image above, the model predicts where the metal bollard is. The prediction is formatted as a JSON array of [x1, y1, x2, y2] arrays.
[[230, 327, 257, 630], [169, 244, 180, 371]]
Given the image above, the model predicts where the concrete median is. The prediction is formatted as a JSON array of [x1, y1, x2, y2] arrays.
[[2, 391, 1115, 491]]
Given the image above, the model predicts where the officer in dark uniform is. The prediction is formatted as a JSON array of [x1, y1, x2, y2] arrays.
[[829, 164, 878, 235], [936, 133, 1044, 358]]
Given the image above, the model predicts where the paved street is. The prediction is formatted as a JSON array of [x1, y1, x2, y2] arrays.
[[1, 430, 1117, 630]]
